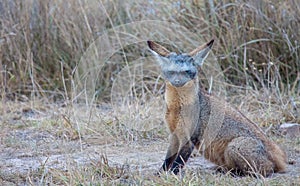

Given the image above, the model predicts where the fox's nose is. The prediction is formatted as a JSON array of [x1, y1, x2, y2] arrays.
[[173, 79, 184, 87]]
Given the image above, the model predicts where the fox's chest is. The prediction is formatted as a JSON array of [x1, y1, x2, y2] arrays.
[[164, 86, 199, 132]]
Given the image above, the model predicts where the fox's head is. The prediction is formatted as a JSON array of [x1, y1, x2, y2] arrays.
[[148, 40, 214, 87]]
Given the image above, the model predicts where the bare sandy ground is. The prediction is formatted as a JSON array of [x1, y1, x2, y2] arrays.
[[0, 102, 299, 185]]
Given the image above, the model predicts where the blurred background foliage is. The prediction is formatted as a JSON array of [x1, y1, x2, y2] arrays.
[[0, 0, 299, 103]]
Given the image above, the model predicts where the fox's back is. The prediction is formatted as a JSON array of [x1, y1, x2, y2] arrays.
[[199, 92, 287, 173]]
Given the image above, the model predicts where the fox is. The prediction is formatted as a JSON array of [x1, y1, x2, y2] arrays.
[[147, 39, 287, 177]]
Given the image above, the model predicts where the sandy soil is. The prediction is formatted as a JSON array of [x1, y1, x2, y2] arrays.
[[0, 103, 299, 185]]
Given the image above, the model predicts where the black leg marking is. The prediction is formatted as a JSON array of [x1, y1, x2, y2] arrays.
[[161, 153, 177, 171], [171, 141, 194, 175]]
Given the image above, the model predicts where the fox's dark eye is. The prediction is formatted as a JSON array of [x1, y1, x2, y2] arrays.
[[166, 71, 176, 76], [185, 70, 196, 77], [185, 70, 192, 74]]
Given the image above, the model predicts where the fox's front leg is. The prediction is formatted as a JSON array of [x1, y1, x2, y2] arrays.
[[170, 140, 194, 175], [159, 134, 180, 172]]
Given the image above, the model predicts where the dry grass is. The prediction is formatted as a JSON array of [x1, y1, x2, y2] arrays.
[[0, 101, 300, 185], [0, 0, 300, 185], [0, 1, 299, 91]]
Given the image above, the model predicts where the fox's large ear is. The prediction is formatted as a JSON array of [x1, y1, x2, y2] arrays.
[[147, 41, 171, 57], [189, 39, 214, 66]]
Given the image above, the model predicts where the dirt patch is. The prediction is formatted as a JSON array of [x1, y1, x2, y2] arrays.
[[0, 102, 300, 185]]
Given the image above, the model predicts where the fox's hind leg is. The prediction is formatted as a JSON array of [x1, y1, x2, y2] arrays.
[[224, 137, 274, 177]]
